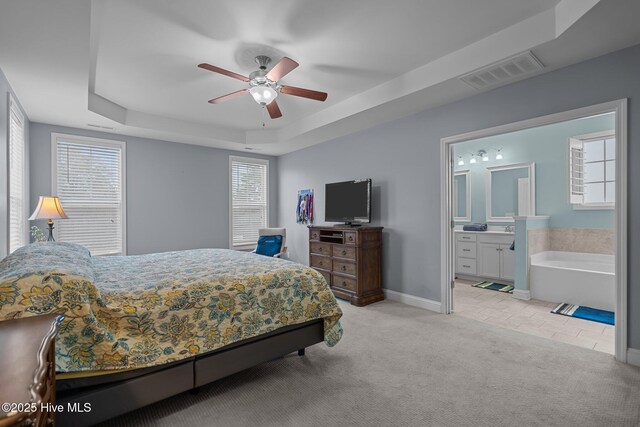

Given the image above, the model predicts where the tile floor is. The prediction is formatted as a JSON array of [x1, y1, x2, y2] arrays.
[[453, 279, 614, 355]]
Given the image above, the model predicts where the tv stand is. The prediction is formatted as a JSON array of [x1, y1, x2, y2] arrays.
[[308, 226, 384, 306]]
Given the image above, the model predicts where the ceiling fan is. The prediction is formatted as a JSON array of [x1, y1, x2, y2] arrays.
[[198, 55, 328, 119]]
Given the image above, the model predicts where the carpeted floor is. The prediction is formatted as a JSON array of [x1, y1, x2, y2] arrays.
[[101, 300, 640, 427]]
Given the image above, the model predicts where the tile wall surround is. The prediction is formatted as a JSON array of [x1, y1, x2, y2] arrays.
[[528, 227, 614, 256]]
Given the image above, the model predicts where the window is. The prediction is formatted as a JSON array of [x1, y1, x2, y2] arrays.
[[52, 134, 126, 255], [8, 95, 26, 253], [230, 156, 268, 249], [569, 131, 615, 209]]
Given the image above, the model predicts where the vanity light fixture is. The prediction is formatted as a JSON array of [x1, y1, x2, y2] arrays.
[[457, 148, 503, 165]]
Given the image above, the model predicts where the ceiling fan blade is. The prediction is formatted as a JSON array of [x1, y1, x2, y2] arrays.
[[280, 85, 328, 102], [208, 89, 248, 104], [198, 63, 249, 82], [266, 57, 299, 81], [266, 100, 283, 119]]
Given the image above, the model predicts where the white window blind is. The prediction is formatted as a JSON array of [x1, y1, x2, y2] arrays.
[[230, 156, 268, 248], [53, 135, 125, 255], [8, 96, 26, 253]]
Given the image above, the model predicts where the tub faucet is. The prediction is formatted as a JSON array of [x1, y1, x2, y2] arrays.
[[505, 225, 514, 233]]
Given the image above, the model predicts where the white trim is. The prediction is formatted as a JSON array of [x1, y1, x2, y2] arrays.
[[572, 204, 614, 210], [615, 99, 628, 363], [572, 129, 615, 142], [228, 155, 270, 250], [453, 170, 471, 222], [383, 289, 441, 313], [440, 140, 454, 314], [51, 132, 127, 255], [627, 348, 640, 367], [485, 162, 536, 222], [512, 289, 531, 300], [441, 99, 628, 363]]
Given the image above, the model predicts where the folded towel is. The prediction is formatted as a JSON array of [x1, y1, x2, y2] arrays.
[[463, 223, 488, 232]]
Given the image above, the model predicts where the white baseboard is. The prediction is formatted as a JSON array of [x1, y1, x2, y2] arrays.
[[512, 289, 531, 300], [383, 289, 441, 313], [627, 348, 640, 367]]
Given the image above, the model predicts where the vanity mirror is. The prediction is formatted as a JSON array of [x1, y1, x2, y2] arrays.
[[453, 171, 471, 222], [485, 162, 535, 222]]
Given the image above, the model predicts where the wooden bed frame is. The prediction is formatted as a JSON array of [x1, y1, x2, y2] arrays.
[[56, 319, 324, 426]]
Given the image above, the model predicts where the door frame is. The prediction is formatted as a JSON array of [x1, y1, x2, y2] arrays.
[[440, 99, 628, 362]]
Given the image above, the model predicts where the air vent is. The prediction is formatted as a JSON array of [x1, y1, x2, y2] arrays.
[[87, 124, 115, 130], [460, 51, 544, 90]]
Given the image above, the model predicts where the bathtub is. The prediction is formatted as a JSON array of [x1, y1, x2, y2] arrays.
[[530, 251, 615, 312]]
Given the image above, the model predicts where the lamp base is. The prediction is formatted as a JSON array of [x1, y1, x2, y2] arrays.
[[47, 220, 55, 242]]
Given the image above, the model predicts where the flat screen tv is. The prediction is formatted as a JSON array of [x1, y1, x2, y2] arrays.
[[325, 179, 371, 225]]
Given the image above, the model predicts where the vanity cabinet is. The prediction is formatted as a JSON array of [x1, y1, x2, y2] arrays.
[[477, 243, 514, 281], [456, 232, 515, 282]]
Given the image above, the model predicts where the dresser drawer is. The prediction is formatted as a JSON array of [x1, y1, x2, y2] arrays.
[[333, 275, 357, 292], [316, 269, 331, 286], [310, 255, 331, 270], [456, 241, 477, 258], [310, 242, 330, 255], [456, 258, 477, 275], [456, 233, 477, 242], [310, 229, 320, 241], [333, 260, 357, 276], [344, 231, 357, 245], [332, 245, 356, 260]]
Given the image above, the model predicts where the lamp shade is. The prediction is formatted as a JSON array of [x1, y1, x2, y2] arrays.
[[29, 196, 68, 220], [249, 85, 277, 105]]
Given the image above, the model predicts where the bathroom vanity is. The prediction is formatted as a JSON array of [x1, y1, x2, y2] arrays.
[[455, 230, 515, 282]]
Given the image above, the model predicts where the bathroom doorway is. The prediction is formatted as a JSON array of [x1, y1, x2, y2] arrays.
[[440, 100, 627, 360]]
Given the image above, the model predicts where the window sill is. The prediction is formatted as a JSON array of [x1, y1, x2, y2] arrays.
[[572, 203, 614, 211]]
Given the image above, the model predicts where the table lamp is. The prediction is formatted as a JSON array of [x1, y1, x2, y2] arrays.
[[28, 196, 68, 241]]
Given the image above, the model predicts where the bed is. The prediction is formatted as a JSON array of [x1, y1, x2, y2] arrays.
[[0, 242, 343, 425]]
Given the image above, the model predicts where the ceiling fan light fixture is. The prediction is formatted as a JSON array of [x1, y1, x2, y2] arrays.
[[249, 85, 278, 106]]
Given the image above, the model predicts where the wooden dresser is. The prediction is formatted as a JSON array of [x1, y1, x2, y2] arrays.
[[0, 314, 63, 427], [309, 226, 384, 306]]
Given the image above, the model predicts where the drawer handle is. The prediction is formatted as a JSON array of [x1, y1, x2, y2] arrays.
[[341, 266, 347, 271], [318, 261, 323, 266], [318, 247, 323, 252], [341, 250, 347, 255], [348, 236, 353, 241], [463, 265, 471, 268], [342, 281, 348, 287], [463, 249, 470, 252]]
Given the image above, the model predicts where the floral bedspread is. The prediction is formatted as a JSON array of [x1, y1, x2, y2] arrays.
[[0, 243, 343, 373]]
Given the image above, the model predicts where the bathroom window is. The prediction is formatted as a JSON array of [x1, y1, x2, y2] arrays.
[[569, 131, 615, 209]]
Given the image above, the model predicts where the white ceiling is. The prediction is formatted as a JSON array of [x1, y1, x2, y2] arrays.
[[1, 0, 639, 155]]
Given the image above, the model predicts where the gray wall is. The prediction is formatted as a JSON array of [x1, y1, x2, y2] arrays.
[[29, 123, 277, 255], [277, 44, 640, 348], [0, 68, 29, 258]]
